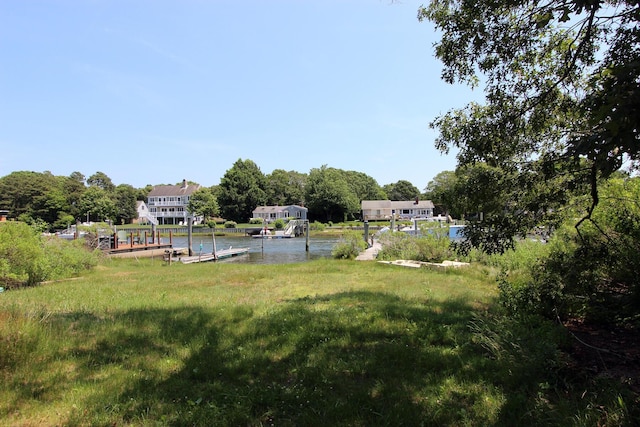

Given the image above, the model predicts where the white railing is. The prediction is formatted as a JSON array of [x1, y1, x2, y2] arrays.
[[147, 202, 188, 207]]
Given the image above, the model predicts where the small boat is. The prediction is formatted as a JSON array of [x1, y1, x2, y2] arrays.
[[252, 229, 272, 239]]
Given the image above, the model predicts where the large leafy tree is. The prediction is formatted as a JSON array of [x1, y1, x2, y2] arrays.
[[420, 0, 639, 253], [383, 180, 421, 201], [343, 171, 387, 202], [63, 172, 87, 219], [218, 159, 267, 222], [114, 184, 138, 225], [77, 186, 116, 223], [187, 187, 220, 222], [305, 166, 360, 222], [265, 169, 307, 206], [424, 170, 461, 218], [87, 171, 115, 192], [0, 171, 60, 224]]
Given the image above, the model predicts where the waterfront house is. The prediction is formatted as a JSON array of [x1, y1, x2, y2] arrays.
[[135, 201, 150, 224], [361, 199, 434, 221], [147, 180, 202, 225], [252, 205, 308, 223]]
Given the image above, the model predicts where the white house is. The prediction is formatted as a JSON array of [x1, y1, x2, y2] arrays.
[[147, 179, 202, 225], [252, 205, 308, 223], [361, 199, 434, 221], [135, 201, 149, 224]]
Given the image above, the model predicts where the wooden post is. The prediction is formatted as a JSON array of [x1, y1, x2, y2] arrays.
[[364, 220, 369, 247], [305, 220, 309, 252], [187, 217, 193, 256]]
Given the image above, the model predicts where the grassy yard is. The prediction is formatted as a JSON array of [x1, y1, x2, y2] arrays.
[[0, 258, 630, 426]]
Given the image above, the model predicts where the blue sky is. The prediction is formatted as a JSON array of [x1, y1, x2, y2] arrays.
[[1, 0, 480, 191]]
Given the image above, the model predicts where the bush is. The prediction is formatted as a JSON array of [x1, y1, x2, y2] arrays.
[[273, 218, 285, 229], [377, 226, 453, 262], [206, 220, 217, 229], [42, 236, 102, 280], [0, 222, 47, 286], [224, 221, 237, 229], [331, 231, 367, 259], [496, 177, 640, 323], [0, 221, 102, 289], [249, 218, 263, 225], [309, 221, 326, 232]]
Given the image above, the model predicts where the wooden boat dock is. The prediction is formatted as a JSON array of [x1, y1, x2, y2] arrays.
[[105, 230, 184, 258], [179, 247, 250, 264]]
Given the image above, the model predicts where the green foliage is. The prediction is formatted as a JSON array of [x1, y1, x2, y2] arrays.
[[187, 187, 220, 221], [0, 222, 47, 285], [309, 221, 326, 231], [249, 218, 263, 224], [205, 220, 217, 229], [52, 213, 75, 231], [343, 170, 387, 201], [265, 169, 306, 206], [420, 0, 639, 255], [424, 170, 461, 217], [0, 171, 73, 227], [305, 165, 361, 222], [273, 218, 285, 229], [382, 180, 420, 201], [377, 227, 454, 263], [77, 186, 116, 223], [86, 171, 115, 192], [469, 313, 567, 389], [17, 214, 50, 234], [331, 230, 366, 259], [466, 239, 550, 272], [223, 221, 237, 229], [114, 184, 138, 225], [0, 222, 101, 288], [218, 159, 267, 223], [496, 177, 640, 323], [41, 237, 102, 280]]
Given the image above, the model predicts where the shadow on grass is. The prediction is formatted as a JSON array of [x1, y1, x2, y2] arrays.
[[25, 292, 563, 426]]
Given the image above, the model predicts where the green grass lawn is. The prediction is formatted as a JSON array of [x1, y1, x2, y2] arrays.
[[0, 258, 630, 426]]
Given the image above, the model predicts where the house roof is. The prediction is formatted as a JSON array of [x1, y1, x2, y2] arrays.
[[148, 180, 201, 197], [361, 200, 434, 209], [253, 205, 308, 213]]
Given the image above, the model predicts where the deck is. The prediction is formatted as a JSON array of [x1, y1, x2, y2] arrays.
[[104, 230, 178, 258], [107, 243, 179, 258]]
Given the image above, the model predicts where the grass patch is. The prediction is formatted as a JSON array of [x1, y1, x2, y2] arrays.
[[0, 259, 634, 425]]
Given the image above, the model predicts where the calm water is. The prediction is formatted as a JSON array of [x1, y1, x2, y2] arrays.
[[170, 235, 340, 264]]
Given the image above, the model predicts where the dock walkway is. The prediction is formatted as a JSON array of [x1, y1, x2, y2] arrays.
[[179, 247, 250, 264], [356, 240, 382, 261]]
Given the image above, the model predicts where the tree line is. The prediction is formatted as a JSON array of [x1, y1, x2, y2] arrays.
[[0, 161, 425, 230]]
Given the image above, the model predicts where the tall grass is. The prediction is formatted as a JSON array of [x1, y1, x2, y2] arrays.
[[0, 258, 634, 425]]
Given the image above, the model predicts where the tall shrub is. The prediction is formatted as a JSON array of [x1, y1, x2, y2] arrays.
[[0, 222, 47, 286], [332, 231, 366, 259], [0, 222, 102, 288], [377, 226, 453, 262], [498, 177, 640, 323]]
